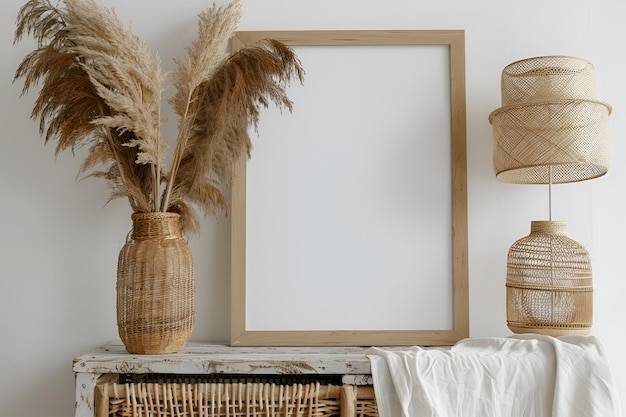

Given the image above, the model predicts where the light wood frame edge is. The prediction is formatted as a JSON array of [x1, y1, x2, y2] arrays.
[[230, 30, 468, 347]]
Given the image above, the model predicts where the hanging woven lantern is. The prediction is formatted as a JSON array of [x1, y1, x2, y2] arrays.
[[506, 221, 593, 336]]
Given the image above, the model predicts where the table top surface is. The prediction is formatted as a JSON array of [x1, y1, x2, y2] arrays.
[[73, 341, 394, 375]]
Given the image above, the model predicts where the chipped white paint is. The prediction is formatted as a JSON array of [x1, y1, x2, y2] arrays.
[[73, 341, 381, 417]]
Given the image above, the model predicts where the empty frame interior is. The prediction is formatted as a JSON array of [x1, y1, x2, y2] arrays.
[[231, 30, 468, 346]]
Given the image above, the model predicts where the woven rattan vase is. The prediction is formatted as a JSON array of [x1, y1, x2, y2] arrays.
[[117, 212, 194, 354], [506, 221, 592, 336]]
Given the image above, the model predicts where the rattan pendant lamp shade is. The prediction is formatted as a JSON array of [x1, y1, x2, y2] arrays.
[[489, 56, 611, 184], [489, 56, 611, 336]]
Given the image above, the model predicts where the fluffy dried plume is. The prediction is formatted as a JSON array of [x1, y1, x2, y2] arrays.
[[63, 0, 167, 210], [162, 0, 243, 214], [14, 0, 155, 212], [14, 0, 304, 236], [164, 39, 304, 233]]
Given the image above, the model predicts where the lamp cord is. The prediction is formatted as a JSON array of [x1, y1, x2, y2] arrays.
[[548, 165, 553, 221], [548, 164, 554, 323]]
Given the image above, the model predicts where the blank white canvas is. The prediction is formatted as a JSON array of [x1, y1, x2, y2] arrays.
[[245, 44, 453, 331]]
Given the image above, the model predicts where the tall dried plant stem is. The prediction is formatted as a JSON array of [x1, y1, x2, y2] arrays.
[[152, 165, 159, 211], [153, 105, 162, 211], [160, 0, 242, 212], [95, 101, 137, 210], [161, 94, 192, 212]]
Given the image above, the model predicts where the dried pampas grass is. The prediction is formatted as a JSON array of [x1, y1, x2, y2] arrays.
[[14, 0, 304, 235]]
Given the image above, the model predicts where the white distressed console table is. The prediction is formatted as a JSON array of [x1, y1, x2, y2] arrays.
[[73, 341, 379, 417]]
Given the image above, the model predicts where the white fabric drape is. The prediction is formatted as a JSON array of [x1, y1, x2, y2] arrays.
[[367, 335, 622, 417]]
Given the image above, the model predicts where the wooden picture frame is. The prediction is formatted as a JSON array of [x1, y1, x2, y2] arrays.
[[231, 30, 468, 346]]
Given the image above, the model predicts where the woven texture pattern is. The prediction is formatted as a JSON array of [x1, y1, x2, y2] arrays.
[[506, 221, 592, 336], [489, 56, 611, 184], [96, 383, 379, 417], [117, 212, 194, 354], [499, 56, 597, 105]]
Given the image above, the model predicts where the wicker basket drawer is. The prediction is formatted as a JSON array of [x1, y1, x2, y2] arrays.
[[95, 382, 378, 417]]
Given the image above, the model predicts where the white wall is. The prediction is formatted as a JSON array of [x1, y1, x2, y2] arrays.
[[1, 0, 624, 416]]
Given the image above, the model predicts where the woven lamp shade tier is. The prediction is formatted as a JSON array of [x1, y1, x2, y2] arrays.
[[117, 212, 195, 354], [489, 56, 611, 184], [506, 221, 592, 337]]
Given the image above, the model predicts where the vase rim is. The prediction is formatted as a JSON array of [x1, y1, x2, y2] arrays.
[[131, 211, 180, 220]]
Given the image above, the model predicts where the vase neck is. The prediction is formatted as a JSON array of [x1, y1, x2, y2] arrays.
[[530, 220, 567, 235], [131, 212, 182, 240]]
